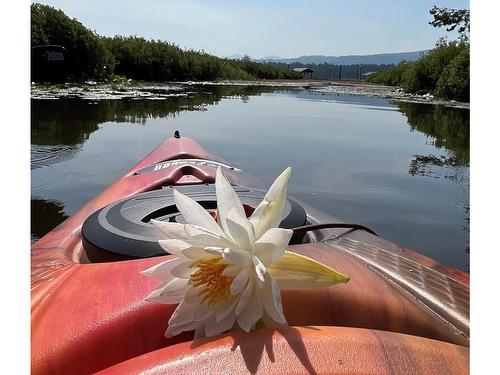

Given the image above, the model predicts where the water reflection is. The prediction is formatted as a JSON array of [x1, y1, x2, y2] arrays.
[[409, 155, 464, 179], [32, 101, 99, 146], [30, 85, 280, 236], [31, 144, 82, 170], [31, 85, 277, 169], [399, 102, 470, 270], [397, 102, 470, 164], [31, 85, 276, 146], [31, 87, 469, 271], [31, 198, 68, 243]]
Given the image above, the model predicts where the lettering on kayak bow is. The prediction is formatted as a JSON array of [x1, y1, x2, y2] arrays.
[[135, 159, 241, 175]]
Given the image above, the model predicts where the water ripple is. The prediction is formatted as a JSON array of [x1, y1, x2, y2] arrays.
[[31, 144, 81, 170]]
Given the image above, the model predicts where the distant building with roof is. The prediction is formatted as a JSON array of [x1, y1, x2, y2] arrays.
[[293, 67, 314, 79]]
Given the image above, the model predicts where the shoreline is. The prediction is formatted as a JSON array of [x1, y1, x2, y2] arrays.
[[31, 80, 469, 109]]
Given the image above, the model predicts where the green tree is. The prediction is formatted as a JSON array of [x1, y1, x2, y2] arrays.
[[31, 3, 300, 82], [429, 6, 470, 42], [31, 3, 114, 81], [366, 5, 469, 102], [401, 40, 465, 94], [435, 46, 469, 101]]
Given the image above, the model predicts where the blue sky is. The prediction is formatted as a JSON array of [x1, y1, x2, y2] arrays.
[[35, 0, 469, 58]]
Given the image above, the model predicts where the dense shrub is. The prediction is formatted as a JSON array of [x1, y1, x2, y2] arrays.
[[104, 36, 255, 81], [366, 40, 469, 101], [31, 4, 299, 82], [406, 41, 465, 93], [234, 57, 302, 79], [31, 3, 114, 81], [435, 47, 469, 101], [365, 61, 415, 86], [104, 39, 301, 81]]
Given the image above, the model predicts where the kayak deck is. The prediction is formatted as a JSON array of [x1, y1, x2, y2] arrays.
[[31, 135, 469, 374]]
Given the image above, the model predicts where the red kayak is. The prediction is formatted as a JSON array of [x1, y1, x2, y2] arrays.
[[31, 133, 469, 374]]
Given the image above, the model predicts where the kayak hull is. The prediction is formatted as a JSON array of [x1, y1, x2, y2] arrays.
[[97, 326, 469, 375], [31, 136, 469, 374]]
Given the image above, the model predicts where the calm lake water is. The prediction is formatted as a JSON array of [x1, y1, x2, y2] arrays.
[[31, 85, 469, 271]]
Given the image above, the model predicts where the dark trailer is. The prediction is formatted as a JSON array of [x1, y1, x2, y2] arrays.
[[31, 45, 67, 82]]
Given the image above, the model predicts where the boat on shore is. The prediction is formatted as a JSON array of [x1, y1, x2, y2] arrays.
[[31, 132, 469, 374]]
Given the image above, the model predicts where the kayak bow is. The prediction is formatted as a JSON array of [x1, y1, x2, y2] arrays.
[[31, 133, 469, 374]]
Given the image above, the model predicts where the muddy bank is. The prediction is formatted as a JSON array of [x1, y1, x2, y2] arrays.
[[31, 80, 469, 109]]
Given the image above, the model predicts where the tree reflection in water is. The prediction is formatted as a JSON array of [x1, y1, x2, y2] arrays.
[[31, 85, 276, 147], [398, 102, 469, 268], [397, 102, 469, 166], [31, 198, 68, 243], [31, 85, 277, 238]]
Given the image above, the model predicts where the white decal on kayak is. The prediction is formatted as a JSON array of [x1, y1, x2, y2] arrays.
[[151, 159, 241, 172]]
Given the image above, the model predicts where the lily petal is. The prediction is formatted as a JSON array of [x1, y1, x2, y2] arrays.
[[141, 257, 186, 281], [237, 289, 263, 332], [267, 251, 350, 290], [184, 286, 202, 303], [249, 167, 291, 238], [261, 310, 287, 329], [158, 240, 214, 260], [222, 247, 252, 267], [236, 274, 254, 315], [152, 221, 213, 249], [207, 310, 237, 336], [261, 275, 287, 324], [145, 277, 189, 304], [150, 220, 191, 241], [193, 302, 215, 321], [226, 207, 255, 250], [252, 255, 267, 287], [254, 228, 293, 266], [170, 260, 195, 279], [215, 166, 246, 234], [168, 300, 196, 326], [158, 239, 191, 255], [173, 189, 225, 236], [166, 319, 200, 338], [215, 298, 239, 323], [203, 246, 224, 256], [181, 246, 209, 259], [222, 264, 240, 277], [230, 266, 250, 295], [184, 224, 235, 248]]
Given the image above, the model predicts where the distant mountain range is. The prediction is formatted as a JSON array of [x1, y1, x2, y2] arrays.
[[226, 51, 428, 65]]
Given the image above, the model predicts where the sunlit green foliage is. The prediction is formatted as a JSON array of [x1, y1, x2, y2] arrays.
[[234, 56, 302, 79], [365, 61, 416, 86], [366, 41, 469, 101], [31, 3, 114, 81], [435, 46, 469, 101], [403, 41, 466, 93], [31, 4, 299, 82], [429, 6, 470, 42], [103, 36, 252, 81], [366, 4, 470, 102]]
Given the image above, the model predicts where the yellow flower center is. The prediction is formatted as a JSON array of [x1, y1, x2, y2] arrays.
[[190, 257, 233, 305]]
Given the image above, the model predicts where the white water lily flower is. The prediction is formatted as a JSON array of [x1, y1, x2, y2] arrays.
[[142, 166, 349, 338]]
